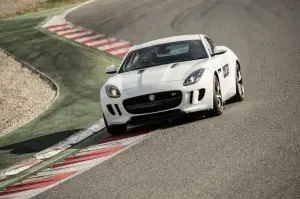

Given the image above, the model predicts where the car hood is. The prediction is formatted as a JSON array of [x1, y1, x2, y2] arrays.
[[106, 59, 210, 90]]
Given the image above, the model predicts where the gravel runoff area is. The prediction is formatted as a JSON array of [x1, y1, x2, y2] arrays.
[[0, 0, 47, 19], [0, 51, 57, 137]]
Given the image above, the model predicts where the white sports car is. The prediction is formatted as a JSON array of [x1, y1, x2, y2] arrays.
[[100, 34, 244, 134]]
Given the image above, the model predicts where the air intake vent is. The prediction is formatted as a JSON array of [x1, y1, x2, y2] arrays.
[[107, 105, 115, 115], [190, 91, 194, 104], [114, 104, 122, 115], [198, 89, 205, 101]]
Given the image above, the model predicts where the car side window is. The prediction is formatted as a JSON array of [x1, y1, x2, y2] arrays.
[[204, 37, 216, 55]]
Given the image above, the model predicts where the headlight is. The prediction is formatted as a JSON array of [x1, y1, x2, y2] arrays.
[[183, 68, 205, 86], [105, 84, 121, 98]]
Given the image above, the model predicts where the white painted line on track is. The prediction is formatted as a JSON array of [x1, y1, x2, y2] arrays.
[[63, 0, 102, 19]]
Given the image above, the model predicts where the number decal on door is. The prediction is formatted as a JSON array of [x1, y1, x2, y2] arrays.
[[223, 64, 229, 78]]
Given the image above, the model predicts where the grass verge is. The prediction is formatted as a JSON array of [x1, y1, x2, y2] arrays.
[[0, 8, 122, 170]]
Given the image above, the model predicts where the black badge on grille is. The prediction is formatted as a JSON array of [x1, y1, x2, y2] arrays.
[[149, 94, 155, 101]]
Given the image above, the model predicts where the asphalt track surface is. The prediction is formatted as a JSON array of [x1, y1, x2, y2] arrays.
[[36, 0, 300, 198]]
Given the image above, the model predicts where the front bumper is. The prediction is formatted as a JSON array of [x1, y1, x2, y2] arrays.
[[100, 70, 214, 126]]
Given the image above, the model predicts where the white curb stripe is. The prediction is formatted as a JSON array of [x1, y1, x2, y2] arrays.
[[98, 41, 130, 51], [65, 31, 92, 39], [52, 158, 104, 170], [49, 25, 74, 32], [75, 34, 104, 42], [79, 135, 147, 153], [56, 27, 81, 35], [85, 38, 111, 46], [36, 166, 88, 177], [47, 25, 71, 31], [42, 15, 135, 57], [110, 46, 132, 55]]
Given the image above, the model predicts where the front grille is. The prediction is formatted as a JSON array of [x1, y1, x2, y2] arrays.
[[128, 109, 184, 125], [123, 90, 182, 114]]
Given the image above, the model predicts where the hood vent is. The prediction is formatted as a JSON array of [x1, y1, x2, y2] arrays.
[[137, 69, 145, 74], [171, 63, 179, 68]]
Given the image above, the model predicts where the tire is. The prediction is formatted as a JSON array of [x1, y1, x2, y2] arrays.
[[103, 114, 127, 135], [231, 63, 245, 102], [206, 75, 223, 117]]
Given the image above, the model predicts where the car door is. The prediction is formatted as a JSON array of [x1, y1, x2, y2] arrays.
[[203, 36, 231, 100]]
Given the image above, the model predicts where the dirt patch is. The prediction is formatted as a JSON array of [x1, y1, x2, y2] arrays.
[[0, 51, 57, 137], [0, 0, 88, 19]]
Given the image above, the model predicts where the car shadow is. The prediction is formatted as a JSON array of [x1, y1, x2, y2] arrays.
[[0, 129, 81, 155], [0, 111, 216, 156], [0, 112, 209, 170]]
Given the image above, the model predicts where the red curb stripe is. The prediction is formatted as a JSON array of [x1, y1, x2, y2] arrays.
[[60, 29, 87, 36], [91, 40, 119, 48], [45, 24, 67, 29], [104, 43, 133, 53], [0, 173, 72, 197], [52, 152, 112, 168], [0, 181, 56, 196], [100, 131, 150, 144], [70, 32, 97, 40], [20, 171, 76, 185], [80, 35, 106, 44], [116, 51, 129, 57], [52, 26, 76, 33], [68, 146, 124, 161]]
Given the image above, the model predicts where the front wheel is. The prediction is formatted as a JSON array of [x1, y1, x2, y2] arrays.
[[103, 114, 127, 135], [206, 75, 223, 117]]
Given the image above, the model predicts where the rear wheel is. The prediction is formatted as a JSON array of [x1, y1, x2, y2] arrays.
[[206, 75, 223, 117], [103, 114, 127, 135], [231, 63, 245, 102]]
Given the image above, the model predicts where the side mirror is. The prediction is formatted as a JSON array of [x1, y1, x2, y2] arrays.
[[105, 65, 117, 74], [212, 46, 227, 56]]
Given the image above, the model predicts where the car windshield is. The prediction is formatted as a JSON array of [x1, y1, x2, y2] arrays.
[[118, 39, 208, 73]]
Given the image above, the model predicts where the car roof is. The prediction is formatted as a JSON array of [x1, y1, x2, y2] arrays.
[[130, 34, 204, 51]]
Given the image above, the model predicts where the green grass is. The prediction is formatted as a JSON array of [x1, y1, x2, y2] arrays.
[[0, 10, 122, 170]]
